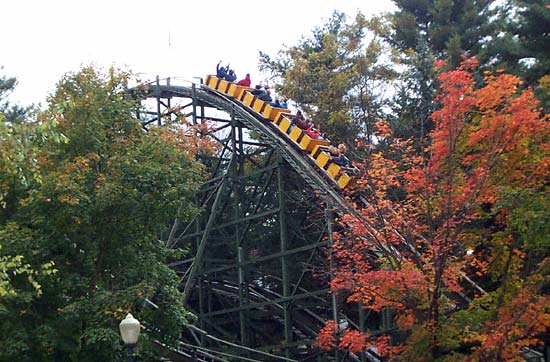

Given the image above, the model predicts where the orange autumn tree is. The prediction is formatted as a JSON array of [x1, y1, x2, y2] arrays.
[[317, 59, 550, 361]]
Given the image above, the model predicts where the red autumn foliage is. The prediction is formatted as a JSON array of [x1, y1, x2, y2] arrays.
[[317, 60, 550, 360], [314, 320, 338, 350]]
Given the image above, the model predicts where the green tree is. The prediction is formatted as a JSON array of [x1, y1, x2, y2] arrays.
[[387, 0, 497, 145], [1, 71, 58, 311], [389, 0, 550, 132], [488, 0, 550, 110], [389, 37, 437, 146], [392, 0, 493, 67], [260, 11, 397, 148], [0, 66, 205, 361], [0, 70, 32, 124], [320, 62, 550, 361]]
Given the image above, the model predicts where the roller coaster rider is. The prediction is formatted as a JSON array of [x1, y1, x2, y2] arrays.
[[216, 62, 228, 79], [225, 69, 237, 82], [203, 73, 358, 189], [258, 89, 272, 102], [329, 143, 350, 167], [236, 73, 251, 87], [293, 110, 310, 130], [251, 84, 264, 96]]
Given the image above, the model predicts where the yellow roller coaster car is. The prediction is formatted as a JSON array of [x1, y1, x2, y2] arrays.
[[204, 75, 357, 190]]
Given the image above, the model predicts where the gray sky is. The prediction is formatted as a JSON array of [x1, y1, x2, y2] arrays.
[[2, 0, 396, 107]]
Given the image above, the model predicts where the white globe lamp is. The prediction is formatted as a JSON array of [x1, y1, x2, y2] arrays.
[[119, 313, 140, 361]]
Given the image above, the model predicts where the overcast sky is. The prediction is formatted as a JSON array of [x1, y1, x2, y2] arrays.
[[2, 0, 397, 107]]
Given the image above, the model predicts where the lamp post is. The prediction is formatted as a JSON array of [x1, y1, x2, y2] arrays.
[[119, 313, 141, 362]]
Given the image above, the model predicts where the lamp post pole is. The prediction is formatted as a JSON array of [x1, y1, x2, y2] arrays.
[[125, 343, 135, 362], [119, 313, 140, 362]]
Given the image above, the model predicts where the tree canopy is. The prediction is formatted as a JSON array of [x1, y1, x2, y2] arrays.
[[1, 1, 549, 359], [258, 5, 550, 359], [318, 60, 550, 361], [260, 11, 397, 148], [0, 67, 206, 361]]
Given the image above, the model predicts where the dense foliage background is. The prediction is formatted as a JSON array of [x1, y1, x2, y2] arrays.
[[1, 0, 549, 360], [260, 0, 550, 360], [0, 67, 205, 361]]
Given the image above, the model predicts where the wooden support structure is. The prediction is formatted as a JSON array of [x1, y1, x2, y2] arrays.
[[134, 77, 376, 362]]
